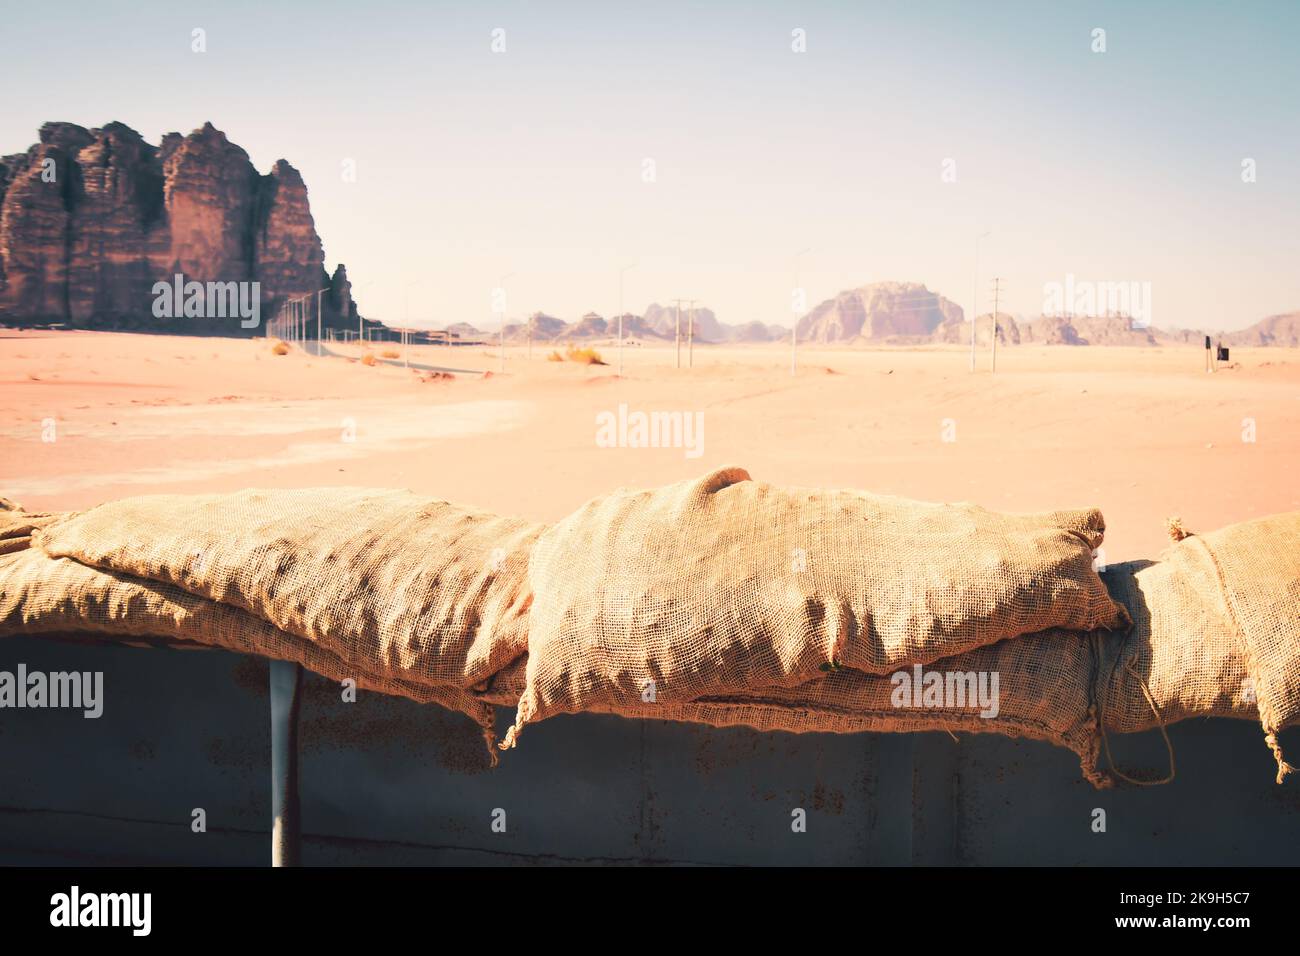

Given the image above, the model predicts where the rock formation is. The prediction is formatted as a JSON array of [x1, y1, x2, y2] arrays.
[[933, 312, 1020, 346], [561, 312, 609, 339], [644, 302, 722, 342], [726, 319, 787, 343], [796, 282, 964, 344], [0, 121, 359, 334], [1224, 312, 1300, 348]]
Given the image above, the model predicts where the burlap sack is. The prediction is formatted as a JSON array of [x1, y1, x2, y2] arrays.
[[0, 498, 59, 556], [482, 632, 1108, 786], [0, 545, 496, 735], [506, 467, 1126, 747], [35, 487, 543, 699], [1099, 512, 1300, 782]]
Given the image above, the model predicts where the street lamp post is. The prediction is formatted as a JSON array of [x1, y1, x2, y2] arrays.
[[498, 273, 515, 375], [618, 263, 636, 376], [791, 247, 813, 376]]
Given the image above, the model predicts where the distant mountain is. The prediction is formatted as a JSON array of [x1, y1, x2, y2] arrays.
[[485, 305, 783, 344], [1224, 311, 1300, 348], [559, 312, 609, 339], [644, 302, 724, 342], [1016, 314, 1158, 346], [1153, 327, 1210, 346], [442, 298, 1299, 350], [933, 312, 1020, 346], [1018, 315, 1081, 345], [611, 313, 671, 340], [796, 282, 964, 344], [727, 319, 788, 343]]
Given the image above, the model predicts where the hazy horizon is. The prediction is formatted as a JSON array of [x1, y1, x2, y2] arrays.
[[4, 0, 1297, 332]]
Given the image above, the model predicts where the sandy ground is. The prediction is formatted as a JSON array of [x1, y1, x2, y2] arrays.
[[2, 329, 1297, 563]]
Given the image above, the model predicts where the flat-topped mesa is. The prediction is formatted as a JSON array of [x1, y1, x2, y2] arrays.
[[796, 281, 966, 344], [0, 121, 359, 334]]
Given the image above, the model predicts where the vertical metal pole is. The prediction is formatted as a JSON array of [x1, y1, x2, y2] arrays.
[[971, 243, 979, 372], [497, 273, 513, 375], [675, 301, 681, 369], [990, 278, 1000, 374], [687, 300, 695, 368], [972, 231, 990, 373], [269, 659, 304, 867]]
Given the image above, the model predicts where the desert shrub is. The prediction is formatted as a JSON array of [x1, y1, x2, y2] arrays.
[[546, 351, 565, 362], [271, 340, 289, 356], [565, 346, 606, 365], [381, 349, 399, 359], [360, 352, 377, 366]]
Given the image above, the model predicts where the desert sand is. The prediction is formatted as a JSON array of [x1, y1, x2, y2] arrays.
[[2, 329, 1296, 563]]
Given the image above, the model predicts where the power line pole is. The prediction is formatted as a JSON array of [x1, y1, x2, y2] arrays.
[[792, 247, 812, 377], [618, 263, 635, 377], [990, 277, 1002, 374], [498, 272, 515, 375], [673, 298, 685, 369], [972, 231, 991, 372], [687, 299, 696, 368], [313, 287, 328, 352]]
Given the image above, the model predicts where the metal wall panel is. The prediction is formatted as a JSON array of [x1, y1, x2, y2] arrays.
[[1, 637, 1295, 865]]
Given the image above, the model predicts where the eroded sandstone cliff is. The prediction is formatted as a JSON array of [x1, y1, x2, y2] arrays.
[[0, 121, 358, 334]]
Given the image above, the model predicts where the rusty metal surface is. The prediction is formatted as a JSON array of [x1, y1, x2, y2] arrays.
[[0, 635, 1296, 865]]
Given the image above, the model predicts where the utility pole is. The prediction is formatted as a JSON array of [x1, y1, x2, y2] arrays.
[[687, 299, 696, 368], [972, 231, 991, 372], [313, 287, 328, 351], [990, 277, 1002, 374], [498, 272, 515, 375], [791, 246, 813, 377], [618, 263, 635, 377], [673, 298, 685, 369]]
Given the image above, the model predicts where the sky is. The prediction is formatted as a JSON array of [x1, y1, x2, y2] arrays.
[[3, 0, 1297, 331]]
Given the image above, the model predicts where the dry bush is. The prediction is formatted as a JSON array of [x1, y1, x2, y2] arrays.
[[546, 350, 565, 362], [270, 340, 289, 356], [360, 352, 377, 366], [381, 349, 400, 359], [565, 346, 607, 365]]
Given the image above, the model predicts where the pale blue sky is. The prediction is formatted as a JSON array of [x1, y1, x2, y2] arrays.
[[3, 0, 1297, 330]]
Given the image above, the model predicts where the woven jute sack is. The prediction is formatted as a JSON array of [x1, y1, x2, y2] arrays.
[[482, 632, 1108, 786], [0, 543, 496, 736], [35, 487, 544, 700], [505, 467, 1126, 747], [0, 498, 60, 556], [1099, 512, 1300, 783]]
